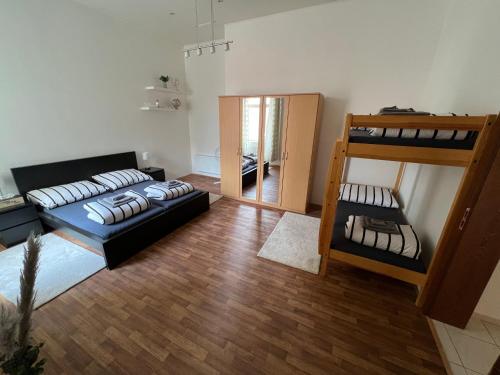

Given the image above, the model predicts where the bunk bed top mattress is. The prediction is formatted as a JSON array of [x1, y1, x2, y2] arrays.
[[331, 200, 427, 274], [349, 129, 477, 150]]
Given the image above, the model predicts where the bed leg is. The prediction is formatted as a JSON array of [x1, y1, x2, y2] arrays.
[[319, 253, 329, 277]]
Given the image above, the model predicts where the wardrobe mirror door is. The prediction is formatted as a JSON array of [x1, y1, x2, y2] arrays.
[[261, 97, 286, 205], [240, 97, 261, 201]]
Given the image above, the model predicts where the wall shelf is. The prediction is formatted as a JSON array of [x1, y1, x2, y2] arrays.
[[140, 106, 180, 112], [144, 86, 185, 95]]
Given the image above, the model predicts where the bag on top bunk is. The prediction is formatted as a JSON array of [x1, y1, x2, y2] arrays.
[[83, 190, 150, 225], [144, 180, 194, 201], [378, 106, 430, 116], [339, 183, 399, 209], [345, 215, 421, 259]]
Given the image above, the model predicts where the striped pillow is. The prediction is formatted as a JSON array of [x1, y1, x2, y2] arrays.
[[369, 127, 474, 141], [144, 181, 194, 200], [92, 169, 152, 191], [27, 180, 107, 209], [345, 215, 421, 259], [339, 183, 399, 208], [83, 190, 150, 224]]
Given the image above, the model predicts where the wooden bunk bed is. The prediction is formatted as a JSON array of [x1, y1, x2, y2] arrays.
[[318, 113, 497, 292]]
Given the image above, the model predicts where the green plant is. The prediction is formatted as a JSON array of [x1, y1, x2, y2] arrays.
[[0, 233, 46, 374], [159, 75, 169, 83]]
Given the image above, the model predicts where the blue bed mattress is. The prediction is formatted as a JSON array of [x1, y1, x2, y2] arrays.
[[42, 180, 204, 240]]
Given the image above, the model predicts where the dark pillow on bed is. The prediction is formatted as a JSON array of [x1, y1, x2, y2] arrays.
[[27, 180, 107, 209], [92, 169, 152, 191]]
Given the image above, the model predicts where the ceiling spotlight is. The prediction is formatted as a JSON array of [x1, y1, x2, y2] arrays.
[[184, 50, 190, 58], [169, 11, 175, 15], [210, 45, 216, 54], [224, 42, 230, 51], [197, 47, 203, 56]]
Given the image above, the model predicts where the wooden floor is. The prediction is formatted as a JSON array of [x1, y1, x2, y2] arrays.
[[31, 174, 445, 374], [241, 166, 281, 203]]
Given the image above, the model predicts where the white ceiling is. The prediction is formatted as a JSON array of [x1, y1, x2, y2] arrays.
[[73, 0, 335, 44]]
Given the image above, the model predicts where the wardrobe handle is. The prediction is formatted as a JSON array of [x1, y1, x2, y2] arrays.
[[285, 151, 289, 160], [458, 208, 471, 231], [282, 151, 286, 161]]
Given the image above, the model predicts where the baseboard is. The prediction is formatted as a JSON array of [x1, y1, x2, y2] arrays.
[[473, 312, 500, 326], [427, 318, 453, 375], [191, 171, 221, 178]]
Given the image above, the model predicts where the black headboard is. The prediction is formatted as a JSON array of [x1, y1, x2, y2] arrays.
[[11, 152, 138, 196]]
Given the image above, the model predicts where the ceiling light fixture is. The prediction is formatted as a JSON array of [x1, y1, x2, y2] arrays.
[[183, 0, 233, 59]]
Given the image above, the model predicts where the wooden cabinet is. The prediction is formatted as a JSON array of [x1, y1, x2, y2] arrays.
[[218, 93, 321, 213]]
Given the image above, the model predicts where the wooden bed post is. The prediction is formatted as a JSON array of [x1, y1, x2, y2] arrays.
[[392, 162, 406, 199], [318, 114, 352, 277]]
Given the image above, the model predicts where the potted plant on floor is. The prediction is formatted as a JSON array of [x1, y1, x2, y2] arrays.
[[0, 233, 46, 374]]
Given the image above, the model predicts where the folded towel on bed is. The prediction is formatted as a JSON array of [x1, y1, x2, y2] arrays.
[[84, 191, 150, 225], [345, 215, 421, 259], [339, 184, 399, 208], [144, 181, 194, 201], [98, 194, 136, 207], [368, 127, 473, 141]]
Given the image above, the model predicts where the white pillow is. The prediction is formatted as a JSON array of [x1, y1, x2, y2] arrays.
[[83, 190, 151, 224], [339, 183, 399, 208], [92, 169, 152, 191], [27, 180, 107, 209]]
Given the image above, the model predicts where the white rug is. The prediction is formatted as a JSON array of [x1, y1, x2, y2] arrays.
[[257, 212, 321, 274], [0, 233, 105, 309], [209, 193, 223, 205]]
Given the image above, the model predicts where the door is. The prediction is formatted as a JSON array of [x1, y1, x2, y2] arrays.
[[240, 97, 262, 202], [422, 145, 500, 327], [280, 94, 320, 212], [260, 96, 289, 206], [219, 97, 240, 198]]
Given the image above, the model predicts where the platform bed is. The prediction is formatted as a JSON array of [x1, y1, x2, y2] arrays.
[[11, 152, 210, 269]]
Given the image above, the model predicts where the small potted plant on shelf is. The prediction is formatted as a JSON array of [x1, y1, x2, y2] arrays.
[[159, 75, 169, 88]]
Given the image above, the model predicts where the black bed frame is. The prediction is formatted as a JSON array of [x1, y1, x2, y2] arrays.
[[11, 152, 209, 270]]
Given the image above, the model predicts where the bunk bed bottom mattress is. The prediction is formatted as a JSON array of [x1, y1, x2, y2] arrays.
[[349, 129, 477, 150], [331, 201, 427, 274]]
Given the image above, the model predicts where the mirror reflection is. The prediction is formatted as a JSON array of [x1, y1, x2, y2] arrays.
[[262, 97, 285, 205], [241, 97, 261, 200]]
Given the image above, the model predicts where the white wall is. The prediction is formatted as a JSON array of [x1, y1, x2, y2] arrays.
[[184, 43, 225, 177], [0, 0, 192, 195], [403, 0, 500, 320], [224, 0, 449, 204]]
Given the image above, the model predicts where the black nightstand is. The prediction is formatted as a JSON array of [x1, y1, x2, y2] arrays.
[[0, 201, 44, 248], [140, 167, 165, 182]]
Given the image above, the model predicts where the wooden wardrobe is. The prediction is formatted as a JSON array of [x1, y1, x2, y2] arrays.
[[219, 93, 322, 213]]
